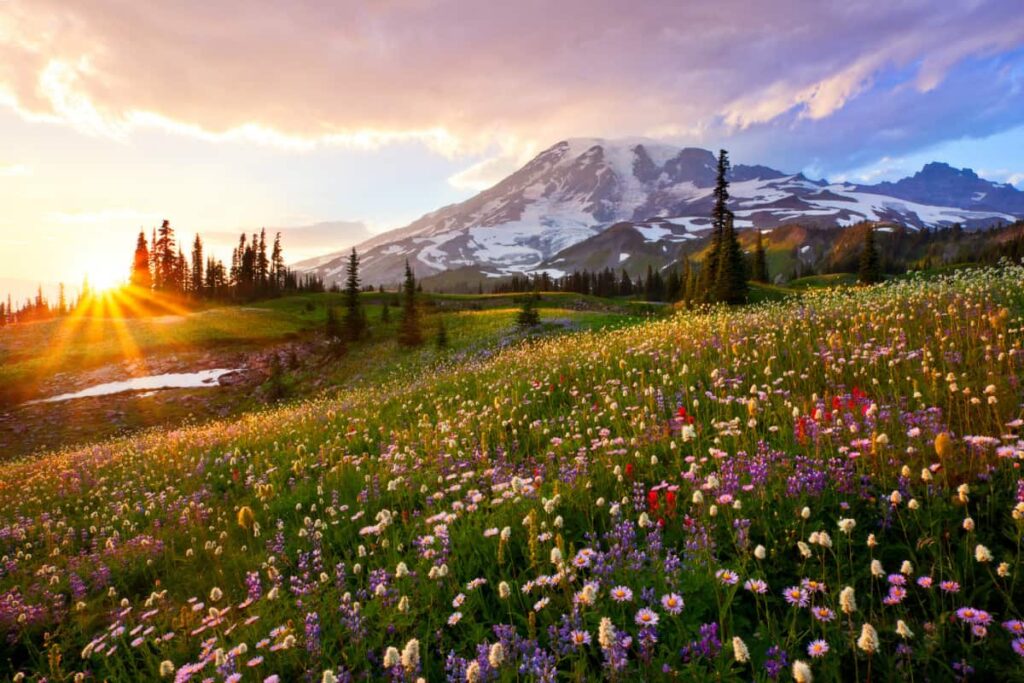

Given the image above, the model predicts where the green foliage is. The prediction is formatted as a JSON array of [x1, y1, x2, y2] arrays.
[[858, 226, 883, 284], [398, 260, 424, 347], [342, 248, 368, 341], [516, 291, 541, 328]]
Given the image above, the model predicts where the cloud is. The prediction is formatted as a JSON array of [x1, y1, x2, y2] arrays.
[[0, 0, 1022, 177]]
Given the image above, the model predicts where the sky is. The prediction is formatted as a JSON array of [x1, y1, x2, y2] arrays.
[[1, 0, 1023, 296]]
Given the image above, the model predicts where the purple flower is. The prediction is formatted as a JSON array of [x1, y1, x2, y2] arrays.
[[610, 585, 633, 602], [782, 586, 808, 608], [807, 639, 829, 658], [635, 608, 659, 627], [660, 593, 684, 615], [570, 630, 592, 648]]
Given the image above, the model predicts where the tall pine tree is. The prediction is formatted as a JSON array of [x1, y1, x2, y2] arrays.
[[398, 260, 423, 347], [131, 231, 152, 290], [858, 226, 882, 284], [712, 213, 748, 304], [698, 150, 734, 301], [191, 234, 204, 296], [342, 248, 367, 341], [155, 220, 176, 292]]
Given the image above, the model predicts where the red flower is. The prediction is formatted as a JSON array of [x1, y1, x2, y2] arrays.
[[625, 463, 634, 479], [647, 489, 659, 512]]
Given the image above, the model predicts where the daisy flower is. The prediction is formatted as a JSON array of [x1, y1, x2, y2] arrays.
[[635, 608, 659, 627], [807, 639, 830, 658], [660, 593, 684, 615]]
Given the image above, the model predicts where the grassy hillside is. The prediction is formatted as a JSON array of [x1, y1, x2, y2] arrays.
[[1, 268, 1024, 680]]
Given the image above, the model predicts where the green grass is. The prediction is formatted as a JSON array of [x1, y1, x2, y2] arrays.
[[3, 267, 1024, 680]]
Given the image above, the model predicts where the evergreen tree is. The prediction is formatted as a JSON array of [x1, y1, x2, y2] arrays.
[[752, 230, 768, 283], [342, 248, 367, 341], [176, 248, 188, 295], [191, 234, 204, 296], [155, 220, 176, 291], [131, 231, 152, 290], [712, 214, 749, 304], [517, 290, 541, 328], [257, 228, 270, 290], [619, 269, 633, 296], [271, 232, 285, 291], [57, 284, 67, 315], [858, 226, 883, 284], [398, 260, 423, 347], [380, 301, 391, 323], [698, 149, 733, 301]]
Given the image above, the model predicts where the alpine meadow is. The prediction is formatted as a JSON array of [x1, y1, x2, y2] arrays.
[[2, 1, 1024, 682]]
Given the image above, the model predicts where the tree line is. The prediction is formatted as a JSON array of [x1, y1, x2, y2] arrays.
[[131, 220, 323, 300], [0, 221, 324, 325]]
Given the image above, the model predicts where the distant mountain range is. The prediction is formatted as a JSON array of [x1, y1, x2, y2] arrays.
[[299, 138, 1024, 286]]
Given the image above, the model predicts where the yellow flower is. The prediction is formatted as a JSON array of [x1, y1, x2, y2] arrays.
[[934, 432, 953, 460]]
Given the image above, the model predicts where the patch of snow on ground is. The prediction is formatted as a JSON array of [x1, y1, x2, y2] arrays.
[[619, 252, 630, 262]]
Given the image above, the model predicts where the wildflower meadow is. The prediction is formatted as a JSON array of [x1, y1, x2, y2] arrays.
[[2, 266, 1024, 681]]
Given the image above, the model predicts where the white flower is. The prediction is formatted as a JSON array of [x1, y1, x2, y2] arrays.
[[871, 559, 884, 577], [598, 617, 616, 650], [963, 517, 975, 532], [792, 659, 813, 683], [857, 624, 879, 653], [733, 636, 750, 663], [801, 507, 811, 520], [896, 620, 914, 639], [383, 647, 400, 668], [975, 544, 993, 563], [322, 671, 338, 683], [839, 586, 857, 614], [401, 639, 420, 671], [754, 545, 766, 560], [488, 642, 505, 668], [837, 518, 856, 534]]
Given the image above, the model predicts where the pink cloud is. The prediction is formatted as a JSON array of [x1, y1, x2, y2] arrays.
[[0, 0, 1022, 161]]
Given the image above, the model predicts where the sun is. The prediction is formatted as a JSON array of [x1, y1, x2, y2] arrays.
[[84, 254, 129, 292]]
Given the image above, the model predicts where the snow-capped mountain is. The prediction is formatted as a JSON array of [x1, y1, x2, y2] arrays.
[[303, 139, 1023, 285]]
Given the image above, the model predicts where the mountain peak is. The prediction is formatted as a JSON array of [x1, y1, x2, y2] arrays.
[[916, 161, 980, 181], [300, 138, 1023, 286]]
